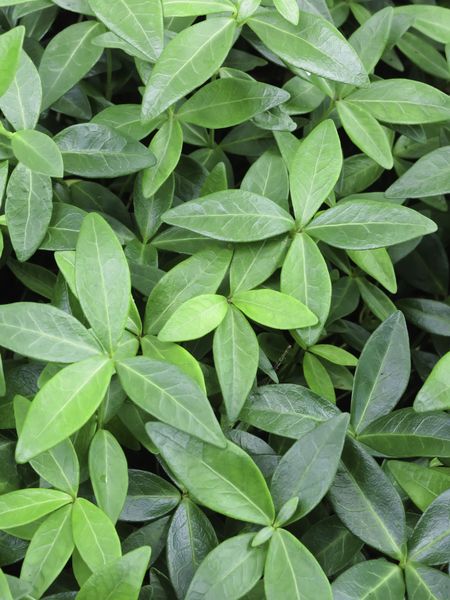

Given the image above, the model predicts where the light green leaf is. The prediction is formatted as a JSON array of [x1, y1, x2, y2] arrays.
[[332, 559, 405, 600], [11, 130, 63, 178], [147, 422, 275, 525], [162, 189, 294, 242], [72, 498, 121, 572], [232, 289, 317, 329], [76, 213, 131, 354], [309, 344, 357, 366], [5, 163, 52, 262], [142, 17, 236, 122], [0, 489, 72, 529], [274, 0, 299, 25], [142, 118, 183, 198], [306, 199, 437, 250], [289, 119, 342, 225], [162, 0, 235, 17], [15, 356, 114, 463], [265, 529, 332, 600], [347, 248, 397, 293], [116, 356, 226, 447], [0, 27, 24, 97], [303, 352, 336, 403], [415, 351, 450, 412], [405, 563, 450, 600], [394, 4, 450, 43], [387, 461, 450, 511], [409, 489, 450, 565]]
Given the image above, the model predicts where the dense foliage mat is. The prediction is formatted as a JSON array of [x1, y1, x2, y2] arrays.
[[0, 0, 449, 598]]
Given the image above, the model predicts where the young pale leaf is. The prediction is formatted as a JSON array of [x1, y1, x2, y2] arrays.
[[306, 199, 437, 249], [0, 27, 25, 96], [89, 429, 128, 523], [177, 78, 290, 128], [213, 306, 259, 423], [142, 17, 236, 122], [162, 190, 294, 242], [147, 422, 275, 525], [5, 163, 52, 262], [271, 414, 349, 522], [144, 247, 232, 334], [303, 352, 335, 403], [351, 311, 410, 433], [142, 118, 183, 198], [11, 130, 64, 178], [15, 356, 114, 463], [167, 498, 218, 599], [281, 233, 331, 346], [241, 383, 339, 438], [289, 119, 342, 225], [76, 213, 131, 354], [273, 0, 299, 25], [158, 294, 229, 342], [232, 289, 317, 329], [0, 302, 102, 362], [265, 529, 332, 600], [72, 498, 121, 572], [387, 461, 450, 511], [185, 533, 265, 600], [89, 0, 163, 62], [55, 124, 155, 178], [0, 489, 72, 529], [386, 146, 450, 198], [20, 505, 74, 599], [332, 559, 405, 600], [408, 489, 450, 565], [162, 0, 235, 17], [39, 21, 105, 109], [346, 79, 450, 124], [347, 248, 397, 293], [336, 101, 393, 170], [415, 351, 450, 412], [77, 546, 151, 600], [116, 356, 226, 447], [248, 10, 367, 86], [328, 438, 406, 559]]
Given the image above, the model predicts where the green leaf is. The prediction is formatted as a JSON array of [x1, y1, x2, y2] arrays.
[[394, 4, 450, 43], [0, 302, 102, 362], [248, 10, 367, 86], [274, 0, 299, 25], [5, 163, 52, 262], [0, 570, 12, 600], [11, 130, 63, 178], [142, 118, 183, 198], [77, 546, 151, 600], [289, 120, 342, 225], [415, 351, 450, 412], [39, 21, 105, 109], [0, 489, 72, 529], [162, 0, 235, 17], [20, 505, 74, 599], [328, 438, 406, 559], [351, 311, 410, 433], [162, 190, 294, 242], [89, 429, 128, 523], [405, 563, 450, 600], [409, 489, 450, 565], [116, 356, 226, 447], [75, 213, 131, 354], [346, 79, 450, 124], [158, 294, 229, 342], [0, 27, 24, 96], [347, 7, 393, 75], [15, 356, 114, 463], [337, 101, 393, 169], [306, 199, 437, 250], [232, 289, 317, 329], [241, 383, 339, 438], [213, 305, 259, 422], [147, 422, 275, 525], [386, 146, 450, 198], [55, 123, 155, 178], [178, 78, 289, 128], [145, 247, 232, 334], [142, 17, 236, 122], [281, 233, 331, 346], [185, 533, 265, 600], [358, 408, 450, 458], [332, 559, 405, 600], [265, 528, 332, 600], [271, 414, 349, 522], [167, 498, 217, 599], [398, 298, 450, 336], [309, 344, 357, 366], [303, 352, 336, 403], [0, 50, 42, 131], [72, 498, 121, 572], [89, 0, 163, 62], [347, 248, 397, 293], [387, 461, 450, 511], [120, 469, 180, 522], [240, 150, 289, 210]]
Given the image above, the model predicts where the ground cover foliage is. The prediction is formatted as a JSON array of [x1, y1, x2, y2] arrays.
[[0, 0, 449, 598]]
